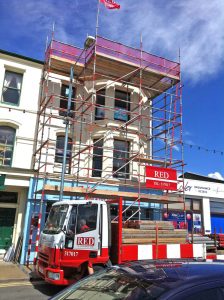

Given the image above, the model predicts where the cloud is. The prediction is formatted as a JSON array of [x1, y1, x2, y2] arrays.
[[208, 172, 224, 181], [1, 0, 97, 53], [99, 0, 224, 83], [1, 0, 224, 83]]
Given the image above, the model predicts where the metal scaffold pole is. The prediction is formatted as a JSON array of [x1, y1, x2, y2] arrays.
[[59, 66, 74, 201]]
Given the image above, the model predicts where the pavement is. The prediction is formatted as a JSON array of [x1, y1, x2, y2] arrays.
[[0, 260, 38, 283]]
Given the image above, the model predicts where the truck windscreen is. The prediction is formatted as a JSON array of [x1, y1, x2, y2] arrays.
[[43, 204, 69, 234]]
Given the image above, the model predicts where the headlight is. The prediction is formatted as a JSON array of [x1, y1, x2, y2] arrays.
[[47, 271, 60, 280]]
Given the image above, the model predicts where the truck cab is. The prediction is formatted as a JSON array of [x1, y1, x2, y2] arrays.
[[37, 200, 110, 285]]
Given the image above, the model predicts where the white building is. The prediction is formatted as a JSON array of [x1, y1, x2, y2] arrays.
[[0, 49, 43, 258], [182, 172, 224, 234], [168, 172, 224, 234]]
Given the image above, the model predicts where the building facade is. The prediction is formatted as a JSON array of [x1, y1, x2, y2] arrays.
[[0, 49, 42, 258], [20, 36, 183, 264], [166, 173, 224, 234]]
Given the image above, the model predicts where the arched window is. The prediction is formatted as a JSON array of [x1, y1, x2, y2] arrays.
[[55, 136, 72, 173], [0, 126, 16, 166]]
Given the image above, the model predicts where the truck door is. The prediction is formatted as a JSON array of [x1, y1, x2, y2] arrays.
[[73, 203, 100, 253]]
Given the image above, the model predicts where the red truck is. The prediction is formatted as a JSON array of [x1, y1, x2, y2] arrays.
[[36, 198, 206, 285]]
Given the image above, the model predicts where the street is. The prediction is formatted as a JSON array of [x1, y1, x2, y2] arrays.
[[0, 280, 64, 300]]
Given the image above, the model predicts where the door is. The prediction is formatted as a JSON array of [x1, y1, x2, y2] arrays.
[[211, 214, 224, 233], [0, 208, 16, 249], [73, 203, 100, 252]]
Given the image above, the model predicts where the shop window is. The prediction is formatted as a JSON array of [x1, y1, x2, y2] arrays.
[[95, 89, 105, 120], [193, 199, 201, 211], [2, 70, 23, 105], [185, 199, 191, 210], [0, 126, 15, 167], [60, 84, 75, 116], [114, 90, 130, 122], [55, 135, 72, 173], [113, 139, 129, 179], [0, 192, 17, 203], [92, 139, 103, 177]]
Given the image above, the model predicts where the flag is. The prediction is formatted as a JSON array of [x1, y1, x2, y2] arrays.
[[100, 0, 120, 9]]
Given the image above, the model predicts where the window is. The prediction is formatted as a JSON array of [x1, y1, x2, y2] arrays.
[[0, 192, 18, 204], [185, 198, 201, 211], [114, 90, 130, 122], [2, 71, 23, 105], [0, 126, 15, 167], [92, 139, 103, 177], [95, 89, 105, 120], [113, 140, 129, 179], [43, 205, 69, 234], [193, 199, 200, 211], [76, 204, 98, 234], [60, 84, 75, 116], [55, 136, 72, 173]]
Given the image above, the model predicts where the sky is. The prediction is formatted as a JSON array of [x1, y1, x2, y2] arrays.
[[0, 0, 223, 179]]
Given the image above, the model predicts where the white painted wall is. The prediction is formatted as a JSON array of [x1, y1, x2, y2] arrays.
[[0, 52, 42, 169], [0, 51, 42, 252], [202, 197, 211, 234]]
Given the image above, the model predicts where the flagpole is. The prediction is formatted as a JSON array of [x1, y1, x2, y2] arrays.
[[96, 0, 100, 39]]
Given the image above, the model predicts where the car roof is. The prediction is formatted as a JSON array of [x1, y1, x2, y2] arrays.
[[50, 260, 224, 300], [118, 260, 224, 281], [115, 260, 224, 297]]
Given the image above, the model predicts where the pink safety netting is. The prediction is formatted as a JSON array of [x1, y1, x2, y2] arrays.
[[48, 37, 180, 78]]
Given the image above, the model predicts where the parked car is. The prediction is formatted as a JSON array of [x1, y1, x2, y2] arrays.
[[50, 260, 224, 300]]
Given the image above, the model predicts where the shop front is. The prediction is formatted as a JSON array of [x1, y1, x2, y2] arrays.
[[174, 173, 224, 234]]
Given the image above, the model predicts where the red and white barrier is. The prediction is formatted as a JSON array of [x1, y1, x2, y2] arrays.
[[206, 254, 224, 260], [121, 244, 206, 261]]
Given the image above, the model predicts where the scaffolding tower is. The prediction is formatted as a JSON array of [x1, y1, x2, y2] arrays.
[[26, 35, 185, 264]]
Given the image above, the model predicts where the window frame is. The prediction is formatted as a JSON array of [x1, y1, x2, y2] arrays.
[[1, 70, 23, 106], [114, 90, 130, 122], [95, 89, 105, 121], [55, 135, 72, 173], [113, 139, 130, 179], [59, 84, 76, 117], [0, 126, 16, 167], [92, 138, 103, 177]]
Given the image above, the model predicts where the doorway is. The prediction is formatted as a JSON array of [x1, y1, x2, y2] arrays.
[[0, 208, 16, 250]]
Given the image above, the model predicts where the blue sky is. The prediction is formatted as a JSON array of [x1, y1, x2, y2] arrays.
[[0, 0, 223, 179]]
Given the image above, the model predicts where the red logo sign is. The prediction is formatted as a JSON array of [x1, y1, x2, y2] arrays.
[[77, 237, 95, 246], [145, 166, 177, 191]]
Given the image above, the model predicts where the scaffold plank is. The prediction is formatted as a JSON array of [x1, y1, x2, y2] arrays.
[[130, 155, 170, 166], [37, 184, 183, 204]]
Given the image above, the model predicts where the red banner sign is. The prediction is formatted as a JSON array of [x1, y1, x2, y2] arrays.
[[146, 166, 177, 191]]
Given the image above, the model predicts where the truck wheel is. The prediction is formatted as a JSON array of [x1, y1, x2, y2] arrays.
[[106, 259, 112, 267], [93, 265, 105, 273]]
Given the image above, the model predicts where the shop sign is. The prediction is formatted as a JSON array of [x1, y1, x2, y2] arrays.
[[178, 180, 224, 198], [145, 166, 177, 190]]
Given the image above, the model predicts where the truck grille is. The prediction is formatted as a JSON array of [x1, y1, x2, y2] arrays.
[[39, 252, 49, 263]]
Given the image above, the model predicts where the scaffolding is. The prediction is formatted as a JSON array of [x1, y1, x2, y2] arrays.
[[26, 35, 185, 264]]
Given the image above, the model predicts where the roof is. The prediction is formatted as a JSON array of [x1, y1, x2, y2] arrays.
[[0, 49, 44, 65], [52, 260, 224, 300], [116, 260, 224, 297], [180, 172, 224, 184]]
